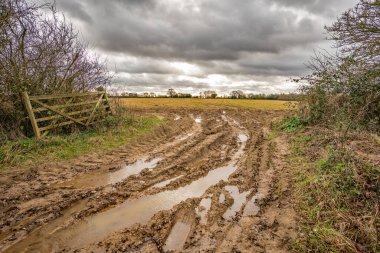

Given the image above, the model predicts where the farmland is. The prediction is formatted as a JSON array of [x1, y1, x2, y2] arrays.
[[1, 0, 378, 252], [118, 97, 296, 110], [0, 100, 379, 253]]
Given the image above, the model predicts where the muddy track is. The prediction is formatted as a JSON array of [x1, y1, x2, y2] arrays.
[[0, 109, 297, 252]]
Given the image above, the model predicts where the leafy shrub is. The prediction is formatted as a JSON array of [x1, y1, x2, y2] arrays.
[[280, 116, 303, 132], [297, 0, 380, 132]]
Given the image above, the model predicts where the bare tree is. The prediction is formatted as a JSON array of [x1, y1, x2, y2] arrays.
[[298, 0, 380, 132], [0, 0, 111, 95], [0, 0, 112, 139], [326, 0, 380, 66]]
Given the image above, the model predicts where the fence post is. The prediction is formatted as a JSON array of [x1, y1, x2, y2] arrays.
[[104, 92, 113, 115], [21, 91, 41, 139], [86, 93, 104, 126]]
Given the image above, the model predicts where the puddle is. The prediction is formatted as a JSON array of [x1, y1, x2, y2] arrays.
[[238, 134, 248, 142], [223, 186, 250, 220], [194, 116, 202, 124], [109, 157, 162, 184], [163, 221, 191, 252], [4, 199, 89, 253], [11, 131, 248, 251], [243, 193, 264, 216], [219, 193, 225, 203], [56, 157, 162, 189], [23, 163, 239, 250], [174, 115, 181, 120], [195, 197, 212, 225], [152, 175, 183, 188]]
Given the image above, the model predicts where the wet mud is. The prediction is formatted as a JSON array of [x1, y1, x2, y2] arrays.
[[0, 109, 298, 252]]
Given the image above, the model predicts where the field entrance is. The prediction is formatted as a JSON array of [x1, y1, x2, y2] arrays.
[[22, 91, 112, 138]]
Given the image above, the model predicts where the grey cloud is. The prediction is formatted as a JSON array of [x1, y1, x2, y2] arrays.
[[110, 72, 297, 95], [57, 0, 329, 60], [59, 0, 93, 23], [111, 73, 212, 93], [268, 0, 358, 17], [48, 0, 357, 94]]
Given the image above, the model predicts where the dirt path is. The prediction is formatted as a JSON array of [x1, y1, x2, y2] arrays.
[[0, 109, 297, 252]]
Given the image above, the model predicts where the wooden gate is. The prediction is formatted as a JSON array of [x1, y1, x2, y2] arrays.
[[21, 91, 112, 138]]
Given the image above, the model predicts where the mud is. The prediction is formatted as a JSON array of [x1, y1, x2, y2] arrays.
[[0, 109, 298, 252], [54, 157, 163, 189]]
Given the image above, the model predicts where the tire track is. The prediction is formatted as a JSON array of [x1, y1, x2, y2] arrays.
[[1, 109, 295, 253]]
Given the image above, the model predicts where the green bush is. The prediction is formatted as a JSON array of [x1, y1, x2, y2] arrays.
[[297, 1, 380, 132], [280, 116, 303, 132]]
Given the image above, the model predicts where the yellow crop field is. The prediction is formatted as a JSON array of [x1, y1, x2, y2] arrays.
[[116, 98, 297, 110]]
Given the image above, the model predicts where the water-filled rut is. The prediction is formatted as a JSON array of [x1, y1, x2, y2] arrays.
[[2, 109, 293, 253], [6, 126, 248, 252]]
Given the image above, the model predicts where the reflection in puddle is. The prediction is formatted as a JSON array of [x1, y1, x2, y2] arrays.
[[223, 186, 250, 220], [109, 157, 162, 184], [57, 157, 162, 188], [26, 163, 239, 250], [238, 134, 248, 142], [195, 198, 212, 225], [243, 193, 264, 216], [195, 116, 202, 124], [12, 125, 249, 252], [163, 221, 191, 252], [12, 132, 248, 251], [152, 175, 183, 188]]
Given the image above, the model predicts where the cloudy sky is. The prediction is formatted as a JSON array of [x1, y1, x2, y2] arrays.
[[43, 0, 357, 95]]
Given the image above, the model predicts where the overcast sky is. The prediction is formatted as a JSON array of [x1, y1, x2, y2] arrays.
[[42, 0, 357, 95]]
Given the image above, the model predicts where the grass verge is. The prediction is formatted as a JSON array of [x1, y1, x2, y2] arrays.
[[0, 116, 165, 171], [287, 127, 380, 253]]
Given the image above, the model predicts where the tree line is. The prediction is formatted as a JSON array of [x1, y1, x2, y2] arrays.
[[118, 89, 301, 101]]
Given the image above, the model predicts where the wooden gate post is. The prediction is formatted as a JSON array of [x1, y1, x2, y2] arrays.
[[104, 93, 113, 114], [21, 91, 41, 139]]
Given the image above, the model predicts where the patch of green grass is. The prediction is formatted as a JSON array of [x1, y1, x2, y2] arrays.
[[294, 223, 341, 253], [0, 116, 165, 171], [289, 130, 380, 253], [290, 134, 312, 156]]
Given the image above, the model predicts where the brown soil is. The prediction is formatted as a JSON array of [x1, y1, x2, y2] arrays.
[[0, 109, 298, 252]]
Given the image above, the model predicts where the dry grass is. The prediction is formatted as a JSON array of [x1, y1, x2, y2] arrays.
[[118, 98, 296, 110], [289, 128, 380, 253]]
